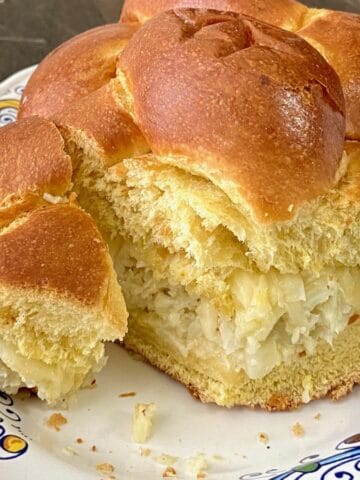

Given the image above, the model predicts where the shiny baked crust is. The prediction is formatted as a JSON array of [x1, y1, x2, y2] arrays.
[[18, 23, 137, 119], [120, 0, 360, 139]]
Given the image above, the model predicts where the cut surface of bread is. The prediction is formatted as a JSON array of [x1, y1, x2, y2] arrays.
[[0, 117, 128, 404], [62, 144, 360, 407]]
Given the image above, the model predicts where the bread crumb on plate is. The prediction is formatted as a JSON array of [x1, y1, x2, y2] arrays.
[[96, 463, 115, 475], [46, 413, 67, 431], [212, 454, 224, 461], [257, 432, 269, 444], [62, 446, 78, 456], [186, 453, 208, 476], [154, 454, 178, 466], [140, 447, 151, 457], [162, 466, 176, 478], [292, 422, 305, 437], [132, 403, 156, 443], [314, 413, 321, 421], [119, 391, 137, 398]]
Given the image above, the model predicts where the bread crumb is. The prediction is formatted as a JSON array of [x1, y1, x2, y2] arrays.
[[257, 432, 269, 444], [132, 403, 156, 443], [154, 454, 178, 466], [186, 454, 208, 476], [197, 473, 206, 480], [75, 438, 83, 444], [119, 391, 136, 398], [96, 463, 115, 475], [46, 413, 67, 431], [314, 413, 321, 421], [162, 466, 176, 478], [212, 454, 224, 461], [91, 445, 97, 452], [140, 447, 151, 457], [62, 446, 78, 456], [292, 422, 305, 438]]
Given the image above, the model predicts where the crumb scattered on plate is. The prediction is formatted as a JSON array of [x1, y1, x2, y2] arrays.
[[154, 454, 178, 466], [132, 403, 156, 443], [96, 463, 115, 475], [257, 432, 269, 444], [197, 473, 206, 480], [140, 447, 151, 457], [186, 453, 208, 476], [46, 413, 67, 431], [212, 454, 224, 461], [119, 391, 137, 398], [91, 445, 97, 452], [76, 437, 83, 444], [314, 413, 321, 421], [62, 446, 78, 456], [162, 466, 176, 478], [292, 422, 305, 438]]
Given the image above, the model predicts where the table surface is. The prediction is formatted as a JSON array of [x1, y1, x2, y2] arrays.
[[0, 0, 360, 81]]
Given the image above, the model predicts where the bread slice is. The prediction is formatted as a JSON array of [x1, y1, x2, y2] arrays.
[[0, 116, 127, 404], [40, 10, 360, 409]]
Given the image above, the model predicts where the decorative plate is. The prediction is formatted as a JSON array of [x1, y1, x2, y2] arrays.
[[1, 67, 360, 480]]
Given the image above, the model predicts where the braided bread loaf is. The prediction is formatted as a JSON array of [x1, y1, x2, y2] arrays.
[[16, 6, 360, 409]]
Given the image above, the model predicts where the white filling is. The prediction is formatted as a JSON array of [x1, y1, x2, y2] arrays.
[[117, 248, 360, 379], [0, 358, 26, 394]]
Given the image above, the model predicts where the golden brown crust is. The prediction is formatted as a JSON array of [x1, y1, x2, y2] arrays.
[[0, 117, 72, 226], [0, 204, 110, 305], [123, 325, 360, 411], [18, 23, 137, 119], [298, 11, 360, 140], [120, 0, 307, 30], [52, 80, 149, 164], [120, 2, 360, 140], [117, 9, 345, 222]]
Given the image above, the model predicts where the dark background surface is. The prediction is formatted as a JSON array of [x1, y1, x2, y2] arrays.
[[1, 0, 360, 81]]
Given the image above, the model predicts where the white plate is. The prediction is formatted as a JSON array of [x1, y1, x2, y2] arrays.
[[1, 68, 360, 480]]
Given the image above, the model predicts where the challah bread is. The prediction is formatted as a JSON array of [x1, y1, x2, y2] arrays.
[[29, 9, 360, 409], [19, 23, 137, 119], [120, 0, 360, 140], [0, 116, 128, 404]]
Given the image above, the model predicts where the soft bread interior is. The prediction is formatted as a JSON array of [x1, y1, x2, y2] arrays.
[[60, 131, 360, 406], [0, 289, 120, 404], [0, 201, 127, 405]]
